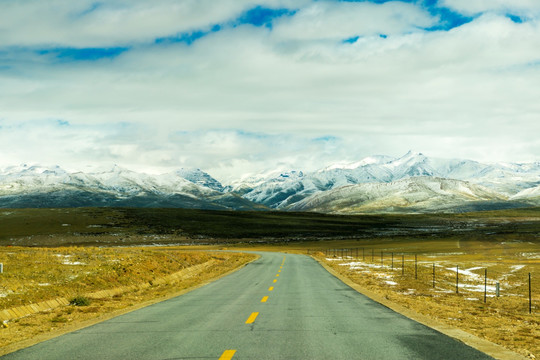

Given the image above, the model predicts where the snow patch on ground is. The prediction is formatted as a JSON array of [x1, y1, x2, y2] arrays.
[[63, 261, 86, 265], [510, 265, 525, 272], [446, 266, 484, 280], [330, 258, 511, 295], [55, 254, 86, 265], [459, 284, 496, 293]]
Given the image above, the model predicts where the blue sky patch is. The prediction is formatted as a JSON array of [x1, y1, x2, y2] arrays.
[[236, 6, 296, 29], [38, 47, 129, 61], [77, 2, 103, 17], [337, 0, 473, 32], [507, 14, 524, 23], [343, 36, 360, 44], [423, 6, 474, 31], [313, 135, 339, 143], [155, 30, 208, 45], [155, 6, 297, 46]]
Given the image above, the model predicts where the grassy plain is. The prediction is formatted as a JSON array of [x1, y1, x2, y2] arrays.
[[0, 207, 539, 357], [0, 207, 538, 246], [0, 246, 256, 352]]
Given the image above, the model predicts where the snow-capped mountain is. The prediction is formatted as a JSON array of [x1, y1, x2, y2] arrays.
[[510, 185, 540, 203], [1, 152, 539, 213], [288, 177, 513, 214], [175, 168, 224, 192], [239, 151, 540, 210], [0, 165, 262, 210]]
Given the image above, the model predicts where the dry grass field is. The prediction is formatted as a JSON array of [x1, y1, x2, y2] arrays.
[[1, 207, 538, 357], [0, 246, 256, 351], [312, 238, 539, 359]]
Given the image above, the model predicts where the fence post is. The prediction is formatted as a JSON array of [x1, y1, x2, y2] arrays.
[[529, 273, 532, 314], [391, 253, 394, 270], [0, 263, 3, 274], [402, 255, 404, 276], [371, 249, 374, 262], [496, 282, 500, 297], [356, 248, 358, 259], [381, 251, 383, 268], [362, 248, 365, 261]]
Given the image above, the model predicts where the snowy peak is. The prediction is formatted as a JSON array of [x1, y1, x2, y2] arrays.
[[323, 155, 393, 171], [382, 151, 433, 178], [0, 164, 221, 197], [237, 151, 540, 211], [289, 177, 509, 214], [1, 152, 539, 213], [174, 168, 224, 192], [0, 164, 261, 210]]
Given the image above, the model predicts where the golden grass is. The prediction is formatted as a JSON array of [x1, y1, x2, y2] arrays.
[[0, 246, 256, 350], [313, 239, 539, 359]]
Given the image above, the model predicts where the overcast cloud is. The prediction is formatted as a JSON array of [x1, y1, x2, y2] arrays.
[[0, 0, 538, 182]]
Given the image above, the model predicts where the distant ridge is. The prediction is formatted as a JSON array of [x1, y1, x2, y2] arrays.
[[1, 152, 539, 213]]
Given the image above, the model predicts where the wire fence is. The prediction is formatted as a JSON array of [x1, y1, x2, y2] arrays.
[[309, 248, 536, 314]]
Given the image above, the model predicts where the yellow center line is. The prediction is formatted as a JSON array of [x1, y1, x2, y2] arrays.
[[246, 312, 259, 324], [276, 274, 279, 277], [273, 279, 277, 283], [269, 286, 274, 291], [278, 270, 281, 272], [261, 296, 269, 303], [219, 350, 236, 360]]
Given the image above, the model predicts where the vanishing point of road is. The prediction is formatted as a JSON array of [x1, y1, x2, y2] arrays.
[[2, 252, 493, 359]]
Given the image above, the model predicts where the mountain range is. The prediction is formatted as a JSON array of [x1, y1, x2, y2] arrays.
[[1, 152, 539, 214]]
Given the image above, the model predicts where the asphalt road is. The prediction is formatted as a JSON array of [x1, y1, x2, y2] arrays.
[[2, 252, 494, 359]]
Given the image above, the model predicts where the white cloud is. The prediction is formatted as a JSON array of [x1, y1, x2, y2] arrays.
[[272, 1, 436, 41], [440, 0, 540, 16], [0, 1, 539, 179], [0, 0, 309, 48]]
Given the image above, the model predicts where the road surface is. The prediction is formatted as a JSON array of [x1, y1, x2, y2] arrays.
[[2, 252, 493, 359]]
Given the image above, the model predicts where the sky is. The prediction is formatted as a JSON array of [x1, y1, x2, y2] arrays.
[[1, 0, 539, 182]]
